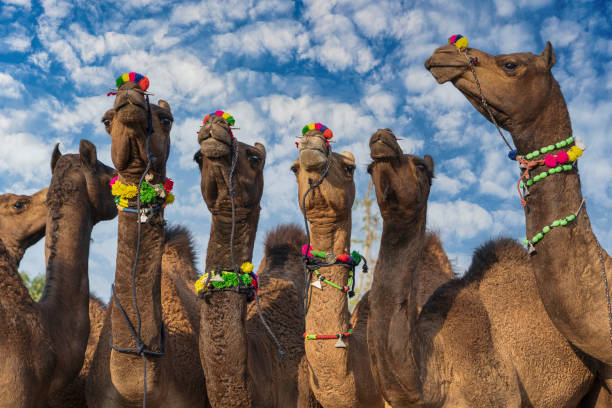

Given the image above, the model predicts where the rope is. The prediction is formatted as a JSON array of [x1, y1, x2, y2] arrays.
[[461, 51, 514, 152], [303, 323, 353, 340], [109, 93, 165, 408], [515, 156, 545, 207]]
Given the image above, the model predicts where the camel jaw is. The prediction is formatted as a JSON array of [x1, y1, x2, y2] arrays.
[[200, 137, 232, 159]]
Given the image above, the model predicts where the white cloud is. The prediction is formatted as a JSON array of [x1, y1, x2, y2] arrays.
[[0, 132, 56, 182], [4, 32, 32, 52], [428, 199, 494, 240], [540, 17, 582, 48], [2, 0, 31, 9], [0, 73, 25, 98], [28, 52, 51, 71]]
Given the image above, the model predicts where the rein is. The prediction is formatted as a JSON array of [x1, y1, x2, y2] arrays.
[[109, 93, 165, 408]]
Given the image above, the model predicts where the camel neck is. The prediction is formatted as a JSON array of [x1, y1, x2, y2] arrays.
[[198, 208, 260, 407], [509, 80, 612, 363], [0, 237, 32, 307], [111, 210, 165, 353], [39, 200, 93, 338]]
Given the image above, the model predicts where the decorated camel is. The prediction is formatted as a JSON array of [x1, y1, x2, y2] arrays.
[[366, 129, 598, 407], [426, 38, 612, 369], [293, 125, 384, 407], [195, 111, 312, 407], [86, 74, 206, 406], [0, 140, 117, 406]]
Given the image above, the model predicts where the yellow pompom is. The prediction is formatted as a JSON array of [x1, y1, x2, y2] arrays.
[[241, 262, 254, 273], [194, 274, 208, 293], [567, 150, 577, 162], [455, 36, 468, 49], [118, 198, 128, 208], [165, 193, 175, 204], [570, 145, 583, 158]]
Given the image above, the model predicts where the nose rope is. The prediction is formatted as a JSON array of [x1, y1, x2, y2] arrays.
[[460, 50, 514, 152]]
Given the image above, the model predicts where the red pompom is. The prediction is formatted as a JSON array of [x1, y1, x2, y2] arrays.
[[544, 155, 557, 168], [337, 254, 350, 263], [302, 245, 313, 257], [556, 150, 569, 163], [164, 178, 174, 193]]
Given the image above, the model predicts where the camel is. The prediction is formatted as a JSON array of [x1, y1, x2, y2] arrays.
[[426, 40, 612, 371], [50, 225, 202, 407], [366, 128, 601, 407], [293, 126, 384, 407], [195, 111, 312, 407], [86, 77, 206, 406], [0, 187, 47, 266], [0, 140, 117, 407]]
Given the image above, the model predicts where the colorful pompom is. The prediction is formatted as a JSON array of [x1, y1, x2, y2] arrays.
[[507, 150, 518, 161], [115, 72, 149, 91], [556, 150, 569, 163], [570, 145, 583, 158], [203, 111, 236, 127], [301, 123, 334, 140], [544, 155, 557, 168], [165, 193, 175, 204], [448, 34, 468, 49], [574, 137, 586, 151], [336, 254, 350, 263], [302, 244, 313, 257]]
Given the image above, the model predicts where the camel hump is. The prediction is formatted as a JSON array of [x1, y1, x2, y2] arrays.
[[261, 224, 307, 291], [163, 224, 198, 280], [465, 238, 528, 282]]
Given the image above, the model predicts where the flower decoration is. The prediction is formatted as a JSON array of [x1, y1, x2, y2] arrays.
[[110, 175, 175, 208]]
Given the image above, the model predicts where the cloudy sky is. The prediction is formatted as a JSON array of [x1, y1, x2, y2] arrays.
[[2, 0, 611, 300]]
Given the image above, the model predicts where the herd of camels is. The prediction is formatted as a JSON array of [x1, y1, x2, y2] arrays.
[[0, 38, 610, 408]]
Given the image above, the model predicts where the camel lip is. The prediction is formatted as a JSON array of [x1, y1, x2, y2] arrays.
[[298, 146, 327, 156], [369, 139, 401, 160]]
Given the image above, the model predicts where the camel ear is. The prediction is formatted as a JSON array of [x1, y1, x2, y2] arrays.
[[540, 41, 556, 70], [423, 154, 435, 176], [79, 139, 97, 169], [254, 142, 266, 163], [51, 143, 62, 172], [341, 151, 355, 164], [158, 99, 171, 112]]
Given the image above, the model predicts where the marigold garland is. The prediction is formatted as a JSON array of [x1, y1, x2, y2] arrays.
[[109, 175, 175, 207], [194, 262, 257, 294]]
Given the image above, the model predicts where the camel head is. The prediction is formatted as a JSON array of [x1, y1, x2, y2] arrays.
[[367, 128, 433, 221], [102, 74, 172, 180], [194, 111, 266, 217], [49, 140, 117, 224], [425, 41, 557, 135], [0, 187, 47, 262], [292, 125, 355, 223]]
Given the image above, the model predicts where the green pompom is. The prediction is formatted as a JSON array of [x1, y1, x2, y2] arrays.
[[351, 251, 362, 265], [526, 179, 534, 186], [543, 226, 551, 233], [560, 220, 568, 226], [566, 137, 574, 144]]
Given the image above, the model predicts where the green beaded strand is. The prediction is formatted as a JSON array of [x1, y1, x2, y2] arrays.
[[523, 213, 577, 246], [520, 163, 574, 188], [521, 136, 574, 160]]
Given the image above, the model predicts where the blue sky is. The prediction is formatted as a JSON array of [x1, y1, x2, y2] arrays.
[[2, 0, 611, 300]]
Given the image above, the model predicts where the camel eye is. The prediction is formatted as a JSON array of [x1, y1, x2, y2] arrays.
[[12, 201, 25, 210], [102, 119, 111, 127], [290, 165, 298, 174], [345, 164, 355, 175], [504, 62, 517, 70], [247, 152, 260, 168], [161, 117, 173, 126]]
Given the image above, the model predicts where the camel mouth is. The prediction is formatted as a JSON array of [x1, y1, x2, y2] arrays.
[[200, 137, 232, 159], [370, 138, 402, 160], [425, 46, 470, 84], [299, 147, 328, 171]]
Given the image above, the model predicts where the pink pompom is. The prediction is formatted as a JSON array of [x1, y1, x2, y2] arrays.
[[302, 245, 313, 257], [556, 150, 569, 163], [109, 176, 118, 186], [544, 155, 557, 168]]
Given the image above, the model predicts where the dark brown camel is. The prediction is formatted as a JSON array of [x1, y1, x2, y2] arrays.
[[86, 79, 206, 406], [195, 112, 312, 407], [0, 140, 116, 407], [366, 129, 597, 407], [426, 40, 612, 380], [293, 128, 384, 407]]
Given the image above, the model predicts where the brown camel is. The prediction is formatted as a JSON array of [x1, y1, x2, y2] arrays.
[[0, 187, 47, 265], [86, 79, 206, 406], [366, 129, 600, 407], [195, 112, 312, 407], [0, 140, 117, 407], [50, 225, 201, 407], [293, 128, 384, 407], [426, 41, 612, 370]]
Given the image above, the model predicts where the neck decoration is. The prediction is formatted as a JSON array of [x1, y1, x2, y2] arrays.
[[301, 245, 367, 348], [110, 176, 174, 207], [194, 262, 258, 301], [523, 199, 585, 254]]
